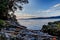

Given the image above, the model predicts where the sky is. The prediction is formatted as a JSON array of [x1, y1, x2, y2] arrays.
[[15, 0, 60, 19]]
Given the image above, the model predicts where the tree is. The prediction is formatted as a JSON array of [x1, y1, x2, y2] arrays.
[[0, 0, 29, 20]]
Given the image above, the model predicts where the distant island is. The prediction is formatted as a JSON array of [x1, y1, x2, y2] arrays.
[[29, 16, 60, 19], [19, 16, 60, 20]]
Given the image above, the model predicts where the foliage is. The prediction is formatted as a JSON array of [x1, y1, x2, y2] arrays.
[[0, 19, 5, 25], [0, 0, 29, 28], [0, 0, 28, 12], [0, 0, 29, 20], [0, 19, 6, 28], [41, 21, 60, 36]]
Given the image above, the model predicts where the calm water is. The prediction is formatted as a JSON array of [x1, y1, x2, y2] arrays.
[[18, 19, 60, 30]]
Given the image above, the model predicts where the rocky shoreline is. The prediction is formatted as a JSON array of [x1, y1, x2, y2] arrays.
[[0, 19, 55, 40]]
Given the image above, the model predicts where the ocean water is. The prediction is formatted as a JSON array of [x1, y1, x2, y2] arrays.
[[18, 19, 60, 30]]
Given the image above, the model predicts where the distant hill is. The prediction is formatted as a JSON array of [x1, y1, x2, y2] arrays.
[[28, 16, 60, 19], [19, 16, 60, 20]]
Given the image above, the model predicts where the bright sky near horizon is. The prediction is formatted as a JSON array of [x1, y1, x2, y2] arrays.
[[15, 0, 60, 19]]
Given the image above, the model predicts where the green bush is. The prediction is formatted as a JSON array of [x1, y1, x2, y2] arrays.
[[41, 21, 60, 36], [0, 19, 6, 28], [0, 19, 5, 24]]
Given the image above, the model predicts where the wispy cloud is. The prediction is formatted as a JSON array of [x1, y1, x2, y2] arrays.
[[35, 3, 60, 17], [15, 3, 60, 19], [52, 4, 60, 8]]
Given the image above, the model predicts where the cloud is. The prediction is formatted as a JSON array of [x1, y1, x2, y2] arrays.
[[15, 3, 60, 19], [41, 9, 51, 13], [52, 4, 60, 8], [43, 3, 60, 12], [14, 8, 37, 19], [36, 3, 60, 17]]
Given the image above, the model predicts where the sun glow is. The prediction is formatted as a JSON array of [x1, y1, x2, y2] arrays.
[[15, 13, 36, 19]]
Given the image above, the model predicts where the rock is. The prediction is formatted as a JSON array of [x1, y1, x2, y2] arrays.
[[41, 21, 60, 36]]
